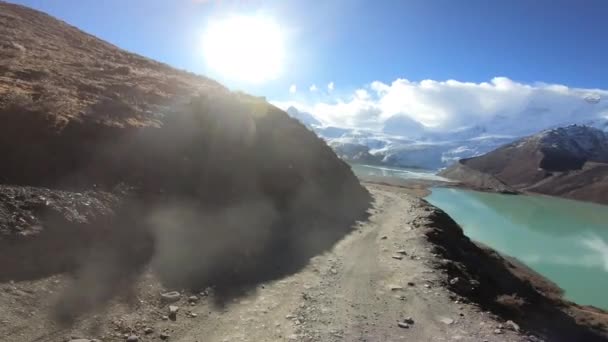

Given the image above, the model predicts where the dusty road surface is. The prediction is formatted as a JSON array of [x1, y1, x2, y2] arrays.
[[2, 185, 525, 341], [170, 184, 521, 342]]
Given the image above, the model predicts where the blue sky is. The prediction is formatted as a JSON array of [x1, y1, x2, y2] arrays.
[[11, 0, 608, 131]]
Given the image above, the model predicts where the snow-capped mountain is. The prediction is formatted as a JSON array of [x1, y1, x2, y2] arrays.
[[284, 106, 608, 170], [440, 125, 608, 204], [286, 106, 321, 127], [520, 124, 608, 164], [381, 114, 426, 138]]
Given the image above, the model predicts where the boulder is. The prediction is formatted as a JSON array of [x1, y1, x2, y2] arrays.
[[160, 291, 181, 304]]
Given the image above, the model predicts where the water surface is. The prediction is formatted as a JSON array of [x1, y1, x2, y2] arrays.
[[350, 163, 449, 182], [426, 188, 608, 310]]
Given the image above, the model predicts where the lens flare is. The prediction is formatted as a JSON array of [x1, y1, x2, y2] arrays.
[[202, 15, 285, 83]]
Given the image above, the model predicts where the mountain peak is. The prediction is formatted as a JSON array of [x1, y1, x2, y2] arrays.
[[441, 124, 608, 204], [531, 125, 608, 164], [284, 106, 321, 127], [382, 114, 425, 137]]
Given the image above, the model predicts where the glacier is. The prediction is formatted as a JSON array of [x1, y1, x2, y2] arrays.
[[284, 106, 608, 170]]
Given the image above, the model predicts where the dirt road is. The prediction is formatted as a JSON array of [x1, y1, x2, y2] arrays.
[[1, 185, 524, 341], [167, 185, 521, 342]]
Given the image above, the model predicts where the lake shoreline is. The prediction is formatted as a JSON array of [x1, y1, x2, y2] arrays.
[[363, 180, 608, 340], [427, 186, 608, 310]]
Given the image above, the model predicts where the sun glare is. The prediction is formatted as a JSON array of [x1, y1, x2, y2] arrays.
[[202, 15, 285, 83]]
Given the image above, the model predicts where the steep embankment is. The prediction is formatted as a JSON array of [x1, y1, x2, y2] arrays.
[[441, 125, 608, 204], [0, 1, 371, 321]]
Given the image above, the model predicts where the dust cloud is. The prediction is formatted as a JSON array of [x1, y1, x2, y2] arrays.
[[1, 95, 371, 325], [50, 180, 368, 325]]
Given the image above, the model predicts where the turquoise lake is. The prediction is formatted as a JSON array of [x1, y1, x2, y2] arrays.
[[349, 163, 449, 182], [426, 187, 608, 310]]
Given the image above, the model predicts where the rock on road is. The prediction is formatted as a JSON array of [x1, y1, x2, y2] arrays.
[[172, 185, 521, 342], [0, 185, 525, 342]]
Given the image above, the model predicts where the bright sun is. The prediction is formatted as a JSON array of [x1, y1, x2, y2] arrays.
[[202, 15, 285, 83]]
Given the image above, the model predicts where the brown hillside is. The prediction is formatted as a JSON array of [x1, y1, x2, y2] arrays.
[[440, 126, 608, 204], [0, 1, 371, 321], [0, 0, 225, 127]]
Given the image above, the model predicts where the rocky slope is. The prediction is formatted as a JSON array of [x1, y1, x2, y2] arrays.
[[0, 0, 371, 322], [441, 125, 608, 204]]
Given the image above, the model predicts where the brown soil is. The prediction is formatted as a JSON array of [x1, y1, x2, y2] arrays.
[[440, 132, 608, 205], [0, 1, 224, 129], [439, 162, 519, 194], [0, 0, 372, 327], [1, 184, 607, 342]]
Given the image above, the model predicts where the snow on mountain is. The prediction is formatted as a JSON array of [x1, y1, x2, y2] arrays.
[[286, 106, 322, 127], [313, 126, 351, 138], [283, 105, 608, 170], [321, 128, 515, 170], [328, 141, 382, 165], [440, 124, 608, 204], [382, 115, 425, 139], [527, 124, 608, 162], [439, 135, 516, 165]]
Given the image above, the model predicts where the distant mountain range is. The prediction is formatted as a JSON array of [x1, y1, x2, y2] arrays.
[[285, 106, 608, 170], [441, 125, 608, 204]]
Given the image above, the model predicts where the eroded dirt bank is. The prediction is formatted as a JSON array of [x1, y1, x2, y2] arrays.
[[1, 184, 606, 342]]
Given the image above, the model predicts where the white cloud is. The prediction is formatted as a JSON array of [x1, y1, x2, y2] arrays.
[[309, 84, 318, 92], [273, 77, 608, 135], [289, 84, 297, 94], [355, 89, 370, 100], [327, 81, 335, 92]]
